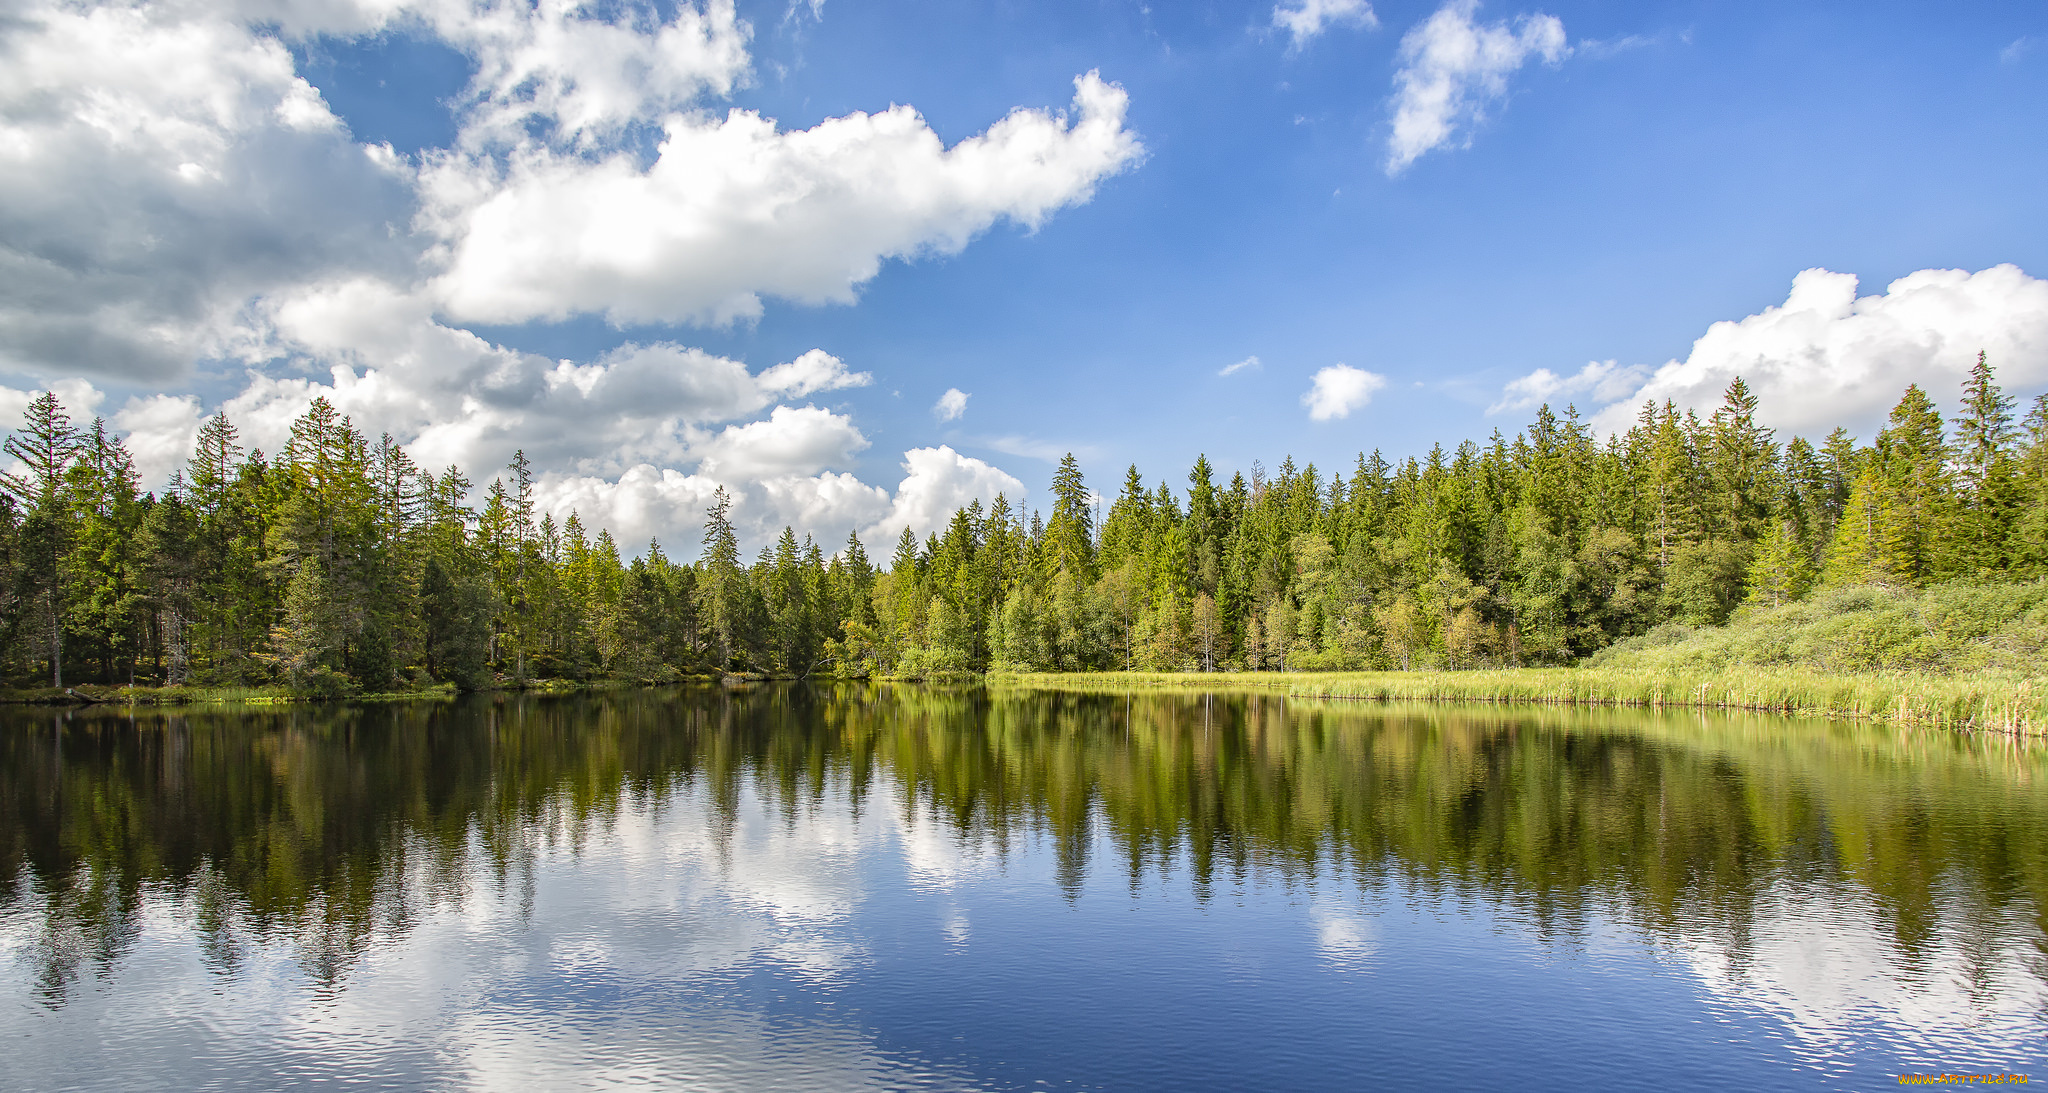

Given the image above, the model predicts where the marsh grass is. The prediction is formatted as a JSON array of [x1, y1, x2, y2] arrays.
[[992, 581, 2048, 734], [991, 667, 2047, 734]]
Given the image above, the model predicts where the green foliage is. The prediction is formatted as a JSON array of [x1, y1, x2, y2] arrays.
[[2, 359, 2045, 689], [1587, 579, 2048, 675]]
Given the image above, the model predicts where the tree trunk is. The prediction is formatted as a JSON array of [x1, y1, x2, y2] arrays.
[[48, 591, 61, 689]]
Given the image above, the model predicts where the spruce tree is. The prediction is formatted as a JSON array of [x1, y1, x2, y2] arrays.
[[1821, 466, 1908, 586], [1875, 384, 1950, 581], [1745, 516, 1811, 606], [1948, 353, 2019, 575], [2, 392, 79, 684], [1046, 453, 1096, 583], [698, 487, 743, 671]]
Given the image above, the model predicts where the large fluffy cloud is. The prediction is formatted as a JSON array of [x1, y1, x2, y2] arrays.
[[1385, 0, 1566, 175], [0, 0, 1125, 555], [0, 0, 413, 378], [421, 71, 1143, 326], [861, 446, 1026, 548], [111, 394, 209, 487], [1490, 265, 2048, 437], [212, 334, 873, 485], [526, 444, 1020, 557], [694, 405, 869, 481]]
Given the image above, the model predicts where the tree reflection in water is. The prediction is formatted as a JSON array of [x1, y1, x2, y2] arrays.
[[2, 685, 2043, 1026]]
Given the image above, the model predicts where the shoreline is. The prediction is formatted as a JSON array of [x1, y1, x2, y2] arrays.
[[0, 677, 709, 707], [985, 668, 2046, 735], [9, 666, 2039, 735]]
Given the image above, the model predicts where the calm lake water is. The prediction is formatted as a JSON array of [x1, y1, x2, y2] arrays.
[[2, 686, 2044, 1091]]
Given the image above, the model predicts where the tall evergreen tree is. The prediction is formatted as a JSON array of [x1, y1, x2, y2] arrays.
[[698, 487, 744, 670], [1046, 453, 1096, 582]]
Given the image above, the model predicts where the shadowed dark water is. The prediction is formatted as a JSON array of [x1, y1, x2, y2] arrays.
[[2, 685, 2044, 1090]]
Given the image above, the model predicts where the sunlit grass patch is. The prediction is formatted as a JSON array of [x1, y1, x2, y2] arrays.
[[991, 666, 2047, 735]]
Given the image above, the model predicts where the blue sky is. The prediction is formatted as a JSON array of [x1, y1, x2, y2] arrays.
[[3, 0, 2046, 550]]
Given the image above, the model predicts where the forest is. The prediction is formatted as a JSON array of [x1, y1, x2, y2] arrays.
[[0, 354, 2043, 693]]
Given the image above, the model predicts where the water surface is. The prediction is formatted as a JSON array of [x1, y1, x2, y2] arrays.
[[3, 686, 2044, 1090]]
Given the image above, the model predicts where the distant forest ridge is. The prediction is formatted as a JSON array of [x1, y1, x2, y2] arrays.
[[1, 354, 2043, 690]]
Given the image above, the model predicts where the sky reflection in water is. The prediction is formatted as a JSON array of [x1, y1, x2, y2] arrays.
[[2, 686, 2044, 1091]]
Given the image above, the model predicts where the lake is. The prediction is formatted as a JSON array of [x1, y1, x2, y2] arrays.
[[2, 685, 2044, 1091]]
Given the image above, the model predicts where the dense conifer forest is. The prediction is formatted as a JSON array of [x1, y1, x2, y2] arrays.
[[1, 356, 2043, 692]]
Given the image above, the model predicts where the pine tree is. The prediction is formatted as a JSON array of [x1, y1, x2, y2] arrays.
[[69, 420, 145, 682], [137, 482, 199, 684], [1821, 466, 1908, 586], [1046, 453, 1095, 583], [2017, 394, 2048, 575], [1707, 376, 1777, 544], [1874, 383, 1950, 582], [1954, 351, 2016, 488], [1745, 516, 1811, 607], [186, 415, 243, 517], [2, 392, 80, 684], [1948, 352, 2019, 575]]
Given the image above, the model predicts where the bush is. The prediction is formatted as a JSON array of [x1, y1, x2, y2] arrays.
[[1588, 578, 2048, 676], [896, 644, 972, 679], [290, 665, 355, 700], [1288, 648, 1367, 672]]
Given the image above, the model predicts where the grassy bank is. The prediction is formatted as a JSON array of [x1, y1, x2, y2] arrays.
[[0, 682, 467, 706], [991, 581, 2048, 734], [1589, 580, 2048, 675], [990, 667, 2046, 734]]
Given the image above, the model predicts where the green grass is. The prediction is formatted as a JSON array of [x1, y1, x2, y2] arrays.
[[1587, 579, 2048, 674], [990, 666, 2047, 734], [0, 675, 721, 706], [0, 681, 462, 706], [992, 581, 2048, 734]]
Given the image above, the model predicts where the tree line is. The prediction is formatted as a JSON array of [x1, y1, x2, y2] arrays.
[[0, 355, 2042, 690]]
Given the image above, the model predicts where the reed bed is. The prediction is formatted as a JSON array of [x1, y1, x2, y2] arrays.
[[991, 668, 2048, 735]]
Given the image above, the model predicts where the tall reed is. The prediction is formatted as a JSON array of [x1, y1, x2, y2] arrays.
[[989, 668, 2048, 735]]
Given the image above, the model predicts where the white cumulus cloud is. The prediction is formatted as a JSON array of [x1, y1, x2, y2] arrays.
[[1302, 364, 1387, 421], [0, 0, 1129, 559], [1385, 0, 1567, 175], [1487, 359, 1650, 416], [1272, 0, 1376, 50], [693, 405, 869, 481], [111, 394, 209, 488], [861, 446, 1025, 547], [525, 443, 1019, 557], [422, 71, 1143, 327], [439, 0, 753, 149], [528, 462, 889, 556], [0, 0, 413, 379], [236, 274, 878, 478], [933, 388, 969, 421], [1483, 265, 2048, 437], [757, 349, 871, 398]]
